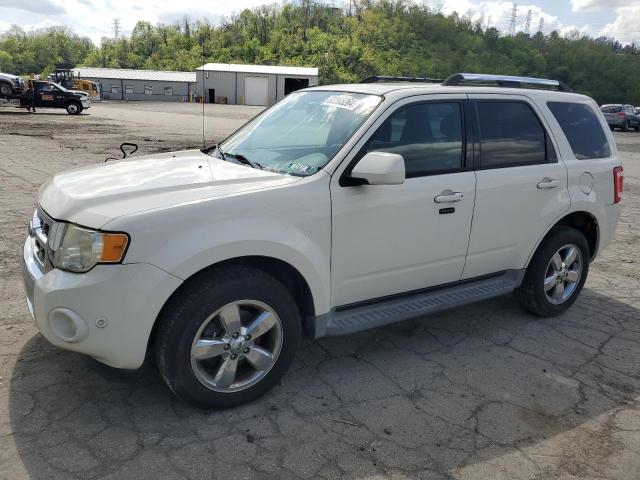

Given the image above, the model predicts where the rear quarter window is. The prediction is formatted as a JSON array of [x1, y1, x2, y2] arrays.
[[547, 102, 611, 160]]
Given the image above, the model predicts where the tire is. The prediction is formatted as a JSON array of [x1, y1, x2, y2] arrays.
[[0, 82, 12, 97], [635, 123, 640, 132], [622, 121, 629, 132], [66, 101, 82, 115], [515, 226, 590, 317], [155, 266, 301, 408]]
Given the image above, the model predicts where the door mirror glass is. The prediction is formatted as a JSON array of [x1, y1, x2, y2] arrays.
[[350, 151, 405, 185]]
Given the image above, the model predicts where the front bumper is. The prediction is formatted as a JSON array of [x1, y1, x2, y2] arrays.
[[81, 99, 91, 109], [21, 237, 182, 369]]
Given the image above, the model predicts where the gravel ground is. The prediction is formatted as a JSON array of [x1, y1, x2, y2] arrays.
[[1, 102, 640, 480]]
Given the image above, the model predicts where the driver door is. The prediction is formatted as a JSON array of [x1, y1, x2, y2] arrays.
[[34, 82, 55, 107], [330, 95, 476, 307]]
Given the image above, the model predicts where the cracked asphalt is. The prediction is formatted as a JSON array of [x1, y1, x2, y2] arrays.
[[1, 102, 639, 480]]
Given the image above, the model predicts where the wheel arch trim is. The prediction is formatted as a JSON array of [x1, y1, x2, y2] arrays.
[[525, 209, 600, 267]]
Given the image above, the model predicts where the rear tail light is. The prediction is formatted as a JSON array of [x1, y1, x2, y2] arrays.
[[617, 112, 625, 117], [614, 166, 623, 204]]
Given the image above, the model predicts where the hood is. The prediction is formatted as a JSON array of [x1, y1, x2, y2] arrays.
[[39, 149, 301, 228]]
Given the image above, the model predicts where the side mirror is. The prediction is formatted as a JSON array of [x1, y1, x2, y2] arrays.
[[350, 151, 405, 185]]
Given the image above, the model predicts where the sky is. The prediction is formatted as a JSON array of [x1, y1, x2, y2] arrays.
[[0, 0, 638, 45]]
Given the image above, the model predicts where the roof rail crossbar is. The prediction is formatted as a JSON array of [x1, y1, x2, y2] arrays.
[[442, 73, 573, 92], [361, 75, 443, 84]]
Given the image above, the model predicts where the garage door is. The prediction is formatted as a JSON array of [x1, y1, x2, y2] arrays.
[[244, 77, 269, 106]]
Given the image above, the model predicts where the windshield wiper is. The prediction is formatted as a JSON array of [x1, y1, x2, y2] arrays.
[[202, 143, 227, 159], [225, 152, 263, 170]]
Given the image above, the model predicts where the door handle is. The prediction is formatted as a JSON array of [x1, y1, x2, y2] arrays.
[[434, 190, 463, 203], [537, 178, 559, 189]]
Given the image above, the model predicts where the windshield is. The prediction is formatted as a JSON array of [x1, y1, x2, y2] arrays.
[[50, 82, 69, 92], [601, 105, 622, 113], [216, 91, 381, 176]]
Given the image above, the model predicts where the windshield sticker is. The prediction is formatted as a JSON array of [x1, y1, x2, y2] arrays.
[[322, 95, 360, 110], [288, 162, 315, 174]]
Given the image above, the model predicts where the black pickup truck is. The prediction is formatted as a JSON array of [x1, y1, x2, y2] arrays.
[[0, 76, 90, 114]]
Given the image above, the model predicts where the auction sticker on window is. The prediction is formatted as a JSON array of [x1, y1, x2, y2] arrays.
[[322, 95, 361, 110]]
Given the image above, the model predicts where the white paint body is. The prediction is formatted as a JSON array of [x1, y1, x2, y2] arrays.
[[22, 83, 622, 369]]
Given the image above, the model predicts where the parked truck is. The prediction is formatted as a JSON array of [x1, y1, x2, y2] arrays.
[[0, 74, 90, 114]]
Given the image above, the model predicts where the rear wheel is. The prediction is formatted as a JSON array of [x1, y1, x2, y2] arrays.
[[66, 101, 82, 115], [515, 227, 590, 317], [0, 82, 12, 97], [155, 266, 301, 408]]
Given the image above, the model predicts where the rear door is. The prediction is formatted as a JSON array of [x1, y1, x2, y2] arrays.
[[462, 94, 570, 279]]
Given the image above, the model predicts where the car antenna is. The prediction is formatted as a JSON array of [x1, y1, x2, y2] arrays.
[[199, 29, 208, 150]]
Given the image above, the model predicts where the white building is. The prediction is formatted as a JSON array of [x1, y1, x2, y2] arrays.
[[72, 67, 197, 102], [195, 63, 319, 106]]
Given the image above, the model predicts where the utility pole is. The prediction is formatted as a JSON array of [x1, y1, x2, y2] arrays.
[[113, 18, 121, 40], [537, 17, 544, 35], [508, 3, 518, 36], [524, 9, 532, 35]]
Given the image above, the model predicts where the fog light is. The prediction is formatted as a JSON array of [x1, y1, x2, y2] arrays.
[[48, 308, 89, 343]]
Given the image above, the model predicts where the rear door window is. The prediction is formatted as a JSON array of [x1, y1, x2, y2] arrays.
[[476, 101, 547, 168], [547, 102, 611, 160]]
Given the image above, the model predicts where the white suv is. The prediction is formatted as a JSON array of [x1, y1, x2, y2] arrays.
[[22, 73, 623, 408]]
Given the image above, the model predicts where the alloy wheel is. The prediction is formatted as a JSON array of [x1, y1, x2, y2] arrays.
[[190, 300, 283, 392], [544, 244, 583, 305]]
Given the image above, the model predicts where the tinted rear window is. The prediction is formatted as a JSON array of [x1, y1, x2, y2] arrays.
[[548, 102, 611, 160], [477, 101, 547, 168], [601, 105, 621, 113]]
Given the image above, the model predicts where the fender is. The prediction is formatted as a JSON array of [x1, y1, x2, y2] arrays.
[[524, 204, 602, 268], [105, 177, 333, 316]]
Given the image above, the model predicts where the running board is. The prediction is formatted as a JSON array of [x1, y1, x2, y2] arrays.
[[307, 270, 525, 338]]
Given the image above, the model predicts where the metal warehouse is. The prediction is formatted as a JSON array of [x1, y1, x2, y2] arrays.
[[195, 63, 318, 106], [71, 67, 197, 101]]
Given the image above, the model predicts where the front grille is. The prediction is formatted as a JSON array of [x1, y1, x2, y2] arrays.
[[30, 208, 53, 270]]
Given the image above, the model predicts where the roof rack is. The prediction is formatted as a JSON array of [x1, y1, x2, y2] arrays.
[[442, 73, 572, 92], [361, 75, 443, 84]]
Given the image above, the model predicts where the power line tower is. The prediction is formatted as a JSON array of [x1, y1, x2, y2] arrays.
[[524, 9, 532, 35], [508, 3, 518, 36], [537, 17, 544, 35], [478, 14, 485, 30], [113, 18, 121, 40]]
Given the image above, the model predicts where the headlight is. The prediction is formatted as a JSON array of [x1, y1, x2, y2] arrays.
[[49, 223, 129, 273]]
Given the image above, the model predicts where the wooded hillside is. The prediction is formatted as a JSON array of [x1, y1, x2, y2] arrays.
[[1, 0, 639, 104]]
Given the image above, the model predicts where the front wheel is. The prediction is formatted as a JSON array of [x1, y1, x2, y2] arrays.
[[515, 226, 590, 317], [155, 266, 301, 408], [66, 101, 82, 115], [622, 121, 629, 132]]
